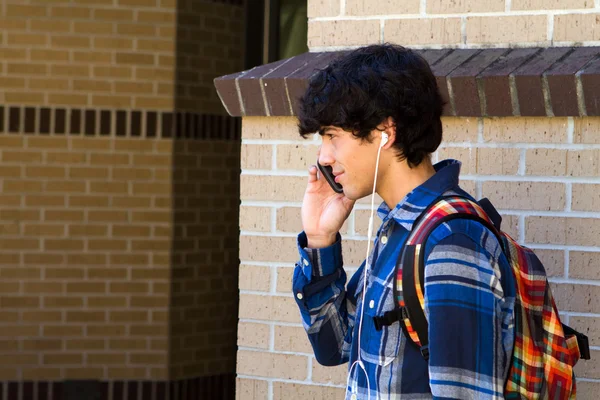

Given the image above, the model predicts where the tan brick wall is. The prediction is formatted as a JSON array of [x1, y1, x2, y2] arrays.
[[0, 0, 244, 113], [0, 135, 172, 381], [0, 0, 244, 388], [0, 133, 240, 383], [237, 115, 600, 397], [306, 0, 600, 49]]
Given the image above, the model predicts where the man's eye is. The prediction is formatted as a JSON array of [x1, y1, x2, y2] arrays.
[[326, 134, 334, 140]]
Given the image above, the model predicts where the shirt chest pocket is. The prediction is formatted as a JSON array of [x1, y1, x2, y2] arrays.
[[356, 280, 402, 367]]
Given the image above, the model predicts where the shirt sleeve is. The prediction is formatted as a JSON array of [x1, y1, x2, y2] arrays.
[[424, 227, 509, 400], [292, 231, 359, 366]]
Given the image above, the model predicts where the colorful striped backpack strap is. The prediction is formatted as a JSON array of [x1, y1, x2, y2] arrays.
[[394, 195, 501, 360]]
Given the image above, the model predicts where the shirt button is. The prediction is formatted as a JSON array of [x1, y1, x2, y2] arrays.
[[303, 259, 309, 266], [296, 293, 303, 300], [381, 236, 388, 244], [351, 394, 357, 400], [369, 300, 375, 309]]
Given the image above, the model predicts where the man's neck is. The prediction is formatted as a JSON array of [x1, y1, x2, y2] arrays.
[[377, 157, 437, 210]]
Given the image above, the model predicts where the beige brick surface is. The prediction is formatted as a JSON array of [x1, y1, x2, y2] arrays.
[[241, 175, 306, 202], [576, 379, 600, 397], [276, 207, 319, 234], [241, 144, 272, 170], [438, 147, 477, 174], [483, 118, 568, 143], [526, 217, 600, 246], [512, 0, 592, 9], [347, 0, 420, 15], [385, 18, 462, 46], [484, 181, 565, 211], [569, 251, 600, 280], [237, 350, 308, 380], [572, 184, 600, 212], [554, 13, 600, 42], [574, 350, 600, 376], [236, 378, 269, 400], [525, 149, 567, 176], [240, 236, 298, 262], [573, 117, 600, 144], [535, 249, 564, 277], [555, 267, 600, 308], [239, 264, 271, 292], [273, 383, 346, 400], [237, 322, 270, 350], [312, 362, 347, 385], [569, 316, 600, 346], [428, 0, 504, 13], [476, 148, 520, 175], [277, 144, 320, 170], [308, 0, 339, 17], [243, 117, 301, 140], [466, 15, 547, 44], [498, 214, 520, 240], [441, 118, 478, 143], [567, 150, 600, 177], [276, 267, 294, 293], [238, 294, 298, 323], [308, 20, 380, 47], [274, 325, 312, 353]]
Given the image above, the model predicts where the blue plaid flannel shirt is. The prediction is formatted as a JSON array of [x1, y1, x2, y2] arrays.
[[293, 160, 516, 399]]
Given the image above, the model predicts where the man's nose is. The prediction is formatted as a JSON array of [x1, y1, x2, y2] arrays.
[[318, 145, 335, 166]]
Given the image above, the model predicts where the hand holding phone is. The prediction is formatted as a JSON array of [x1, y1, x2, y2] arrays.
[[302, 161, 354, 248]]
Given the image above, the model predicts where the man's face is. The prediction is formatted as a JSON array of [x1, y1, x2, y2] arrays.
[[317, 126, 382, 201]]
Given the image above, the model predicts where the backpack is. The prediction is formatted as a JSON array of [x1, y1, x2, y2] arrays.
[[373, 195, 590, 399]]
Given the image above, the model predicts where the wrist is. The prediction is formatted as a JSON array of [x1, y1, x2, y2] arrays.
[[306, 233, 337, 249]]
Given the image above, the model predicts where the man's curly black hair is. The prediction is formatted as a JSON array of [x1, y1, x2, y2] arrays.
[[298, 44, 445, 167]]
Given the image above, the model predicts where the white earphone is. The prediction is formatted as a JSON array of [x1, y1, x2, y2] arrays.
[[346, 130, 389, 399], [380, 132, 389, 147]]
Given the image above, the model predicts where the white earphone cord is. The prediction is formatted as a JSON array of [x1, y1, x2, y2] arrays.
[[346, 133, 387, 400]]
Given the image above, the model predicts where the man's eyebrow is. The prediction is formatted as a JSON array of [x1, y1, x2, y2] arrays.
[[318, 127, 334, 135]]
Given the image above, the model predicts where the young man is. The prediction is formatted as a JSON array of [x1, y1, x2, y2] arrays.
[[292, 44, 516, 399]]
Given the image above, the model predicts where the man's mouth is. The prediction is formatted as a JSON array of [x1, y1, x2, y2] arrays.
[[334, 173, 344, 183]]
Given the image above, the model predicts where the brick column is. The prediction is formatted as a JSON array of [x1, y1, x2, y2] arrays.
[[0, 0, 243, 399]]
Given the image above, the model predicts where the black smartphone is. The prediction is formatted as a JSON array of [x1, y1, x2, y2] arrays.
[[316, 161, 343, 194]]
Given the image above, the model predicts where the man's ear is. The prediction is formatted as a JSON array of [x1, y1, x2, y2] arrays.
[[381, 117, 396, 149]]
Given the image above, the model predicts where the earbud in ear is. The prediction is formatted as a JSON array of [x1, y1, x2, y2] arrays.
[[380, 132, 389, 147]]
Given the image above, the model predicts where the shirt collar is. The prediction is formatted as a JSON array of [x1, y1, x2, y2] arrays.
[[376, 159, 462, 231]]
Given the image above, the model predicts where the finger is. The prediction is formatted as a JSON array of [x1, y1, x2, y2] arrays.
[[308, 165, 318, 183]]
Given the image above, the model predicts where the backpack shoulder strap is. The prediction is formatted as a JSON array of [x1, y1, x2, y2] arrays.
[[400, 195, 503, 360]]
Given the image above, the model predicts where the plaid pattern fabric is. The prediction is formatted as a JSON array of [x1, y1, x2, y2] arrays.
[[293, 160, 516, 399], [404, 197, 579, 399]]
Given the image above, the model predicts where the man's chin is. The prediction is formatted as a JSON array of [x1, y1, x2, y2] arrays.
[[342, 187, 367, 201]]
